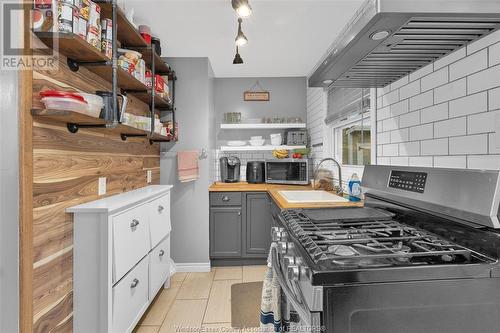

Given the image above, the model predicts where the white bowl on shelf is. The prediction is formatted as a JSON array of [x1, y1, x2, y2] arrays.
[[227, 140, 247, 147], [249, 139, 265, 146], [250, 136, 263, 140]]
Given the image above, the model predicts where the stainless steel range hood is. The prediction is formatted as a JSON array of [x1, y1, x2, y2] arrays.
[[309, 0, 500, 88]]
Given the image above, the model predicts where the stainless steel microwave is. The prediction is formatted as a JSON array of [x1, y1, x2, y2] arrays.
[[265, 159, 310, 185]]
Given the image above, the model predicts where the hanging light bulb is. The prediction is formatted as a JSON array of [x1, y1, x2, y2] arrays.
[[232, 0, 252, 18], [233, 46, 244, 64], [235, 18, 248, 47]]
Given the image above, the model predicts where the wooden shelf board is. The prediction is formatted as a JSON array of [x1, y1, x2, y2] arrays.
[[132, 91, 172, 109], [99, 3, 148, 48], [32, 109, 149, 136], [150, 132, 173, 141], [220, 145, 307, 151], [87, 66, 148, 92], [35, 32, 109, 63], [220, 123, 307, 129], [136, 47, 171, 76]]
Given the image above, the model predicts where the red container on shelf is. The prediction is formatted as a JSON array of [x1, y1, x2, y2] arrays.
[[139, 25, 152, 44], [145, 71, 165, 93]]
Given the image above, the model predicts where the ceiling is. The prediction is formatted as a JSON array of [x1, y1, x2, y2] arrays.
[[128, 0, 364, 78]]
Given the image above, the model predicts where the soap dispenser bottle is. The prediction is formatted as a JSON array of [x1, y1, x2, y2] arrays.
[[348, 173, 362, 202]]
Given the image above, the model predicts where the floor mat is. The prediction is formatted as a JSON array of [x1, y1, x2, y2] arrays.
[[231, 281, 263, 329]]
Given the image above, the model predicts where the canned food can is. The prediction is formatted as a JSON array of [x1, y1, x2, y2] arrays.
[[58, 2, 75, 33]]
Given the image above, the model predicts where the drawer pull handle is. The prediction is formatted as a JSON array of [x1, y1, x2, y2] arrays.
[[159, 250, 165, 257], [238, 211, 241, 216], [222, 196, 230, 202], [130, 219, 140, 228], [158, 205, 164, 213], [130, 278, 139, 289]]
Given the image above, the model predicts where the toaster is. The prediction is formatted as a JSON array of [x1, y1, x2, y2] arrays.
[[285, 129, 308, 146]]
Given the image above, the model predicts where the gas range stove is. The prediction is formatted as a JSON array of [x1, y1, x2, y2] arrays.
[[280, 207, 495, 270], [271, 166, 500, 333]]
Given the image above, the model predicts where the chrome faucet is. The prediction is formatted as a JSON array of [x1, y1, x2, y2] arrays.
[[313, 158, 343, 196]]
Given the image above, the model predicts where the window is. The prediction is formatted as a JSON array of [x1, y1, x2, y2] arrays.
[[325, 87, 373, 167], [332, 114, 371, 166]]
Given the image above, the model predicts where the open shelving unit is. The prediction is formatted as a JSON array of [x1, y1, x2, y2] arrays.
[[220, 123, 307, 129], [33, 0, 177, 144], [220, 145, 307, 151]]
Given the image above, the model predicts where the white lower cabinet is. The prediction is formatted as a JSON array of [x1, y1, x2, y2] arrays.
[[113, 257, 149, 333], [149, 235, 171, 300], [68, 185, 173, 333]]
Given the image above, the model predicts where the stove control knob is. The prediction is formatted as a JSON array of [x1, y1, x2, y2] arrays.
[[287, 265, 300, 282], [283, 255, 295, 267], [287, 242, 295, 252], [278, 241, 288, 254], [271, 227, 285, 241]]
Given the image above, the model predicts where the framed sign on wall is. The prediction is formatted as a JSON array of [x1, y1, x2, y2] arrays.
[[244, 80, 270, 101]]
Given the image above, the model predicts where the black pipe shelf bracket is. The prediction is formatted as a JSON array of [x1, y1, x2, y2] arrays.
[[120, 133, 148, 141], [67, 123, 108, 134], [67, 58, 111, 72]]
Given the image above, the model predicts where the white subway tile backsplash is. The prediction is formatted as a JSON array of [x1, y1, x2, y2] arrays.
[[434, 47, 466, 70], [409, 63, 434, 82], [421, 138, 449, 156], [467, 29, 500, 55], [409, 123, 433, 141], [399, 111, 421, 128], [489, 133, 500, 154], [382, 117, 399, 132], [399, 141, 420, 156], [434, 117, 467, 138], [434, 156, 467, 169], [449, 49, 488, 81], [390, 128, 409, 143], [390, 157, 409, 166], [377, 157, 391, 165], [420, 103, 448, 124], [490, 87, 500, 111], [377, 145, 383, 157], [489, 42, 500, 67], [449, 134, 488, 155], [400, 80, 421, 100], [421, 67, 448, 92], [467, 65, 500, 94], [409, 90, 433, 111], [467, 155, 500, 170], [409, 156, 433, 167], [391, 76, 409, 91], [434, 78, 467, 104], [467, 110, 500, 135], [377, 131, 391, 145], [377, 106, 391, 120], [448, 92, 488, 118], [390, 100, 409, 117], [381, 89, 399, 107], [383, 143, 399, 157]]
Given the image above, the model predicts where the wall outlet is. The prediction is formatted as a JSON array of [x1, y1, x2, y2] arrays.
[[98, 177, 107, 196], [147, 170, 152, 183]]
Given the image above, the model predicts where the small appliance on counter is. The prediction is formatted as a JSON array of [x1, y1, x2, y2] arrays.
[[220, 156, 241, 183], [246, 161, 265, 184], [266, 159, 309, 185], [284, 129, 308, 146]]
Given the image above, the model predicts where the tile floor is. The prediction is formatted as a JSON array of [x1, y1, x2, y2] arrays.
[[134, 265, 268, 333]]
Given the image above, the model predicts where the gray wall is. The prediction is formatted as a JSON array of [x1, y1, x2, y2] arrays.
[[160, 57, 214, 266], [0, 69, 20, 332], [214, 77, 307, 145]]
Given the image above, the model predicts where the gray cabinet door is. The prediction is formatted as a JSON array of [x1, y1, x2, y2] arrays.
[[210, 207, 242, 258], [244, 193, 272, 257]]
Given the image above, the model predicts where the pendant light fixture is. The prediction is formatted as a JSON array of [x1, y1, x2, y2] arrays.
[[235, 18, 248, 47], [233, 46, 244, 64], [232, 0, 252, 18]]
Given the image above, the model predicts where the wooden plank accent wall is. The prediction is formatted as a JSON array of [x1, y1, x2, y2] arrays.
[[30, 41, 161, 332]]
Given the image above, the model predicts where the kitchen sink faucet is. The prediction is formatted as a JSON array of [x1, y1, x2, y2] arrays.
[[313, 158, 343, 196]]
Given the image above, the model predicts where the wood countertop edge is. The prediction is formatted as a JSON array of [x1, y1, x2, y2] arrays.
[[209, 182, 364, 209]]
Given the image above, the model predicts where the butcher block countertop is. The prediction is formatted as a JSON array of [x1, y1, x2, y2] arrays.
[[209, 182, 364, 209]]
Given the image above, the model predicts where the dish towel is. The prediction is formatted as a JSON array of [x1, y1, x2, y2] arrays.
[[177, 151, 199, 182], [260, 243, 286, 332]]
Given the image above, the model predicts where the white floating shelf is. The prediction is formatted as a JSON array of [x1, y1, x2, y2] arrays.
[[220, 123, 306, 129], [220, 145, 306, 151]]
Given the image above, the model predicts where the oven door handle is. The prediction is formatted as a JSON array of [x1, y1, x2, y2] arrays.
[[271, 246, 312, 325]]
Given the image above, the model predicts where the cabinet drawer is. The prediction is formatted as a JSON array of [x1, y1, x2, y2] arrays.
[[112, 257, 149, 333], [113, 206, 150, 283], [210, 192, 242, 206], [149, 193, 172, 248], [149, 235, 171, 300]]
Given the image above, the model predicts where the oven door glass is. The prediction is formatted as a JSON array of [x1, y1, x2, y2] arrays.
[[267, 162, 303, 182]]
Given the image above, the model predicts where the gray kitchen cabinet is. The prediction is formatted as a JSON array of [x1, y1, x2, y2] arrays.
[[244, 193, 272, 257], [209, 191, 272, 265], [209, 207, 242, 258]]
